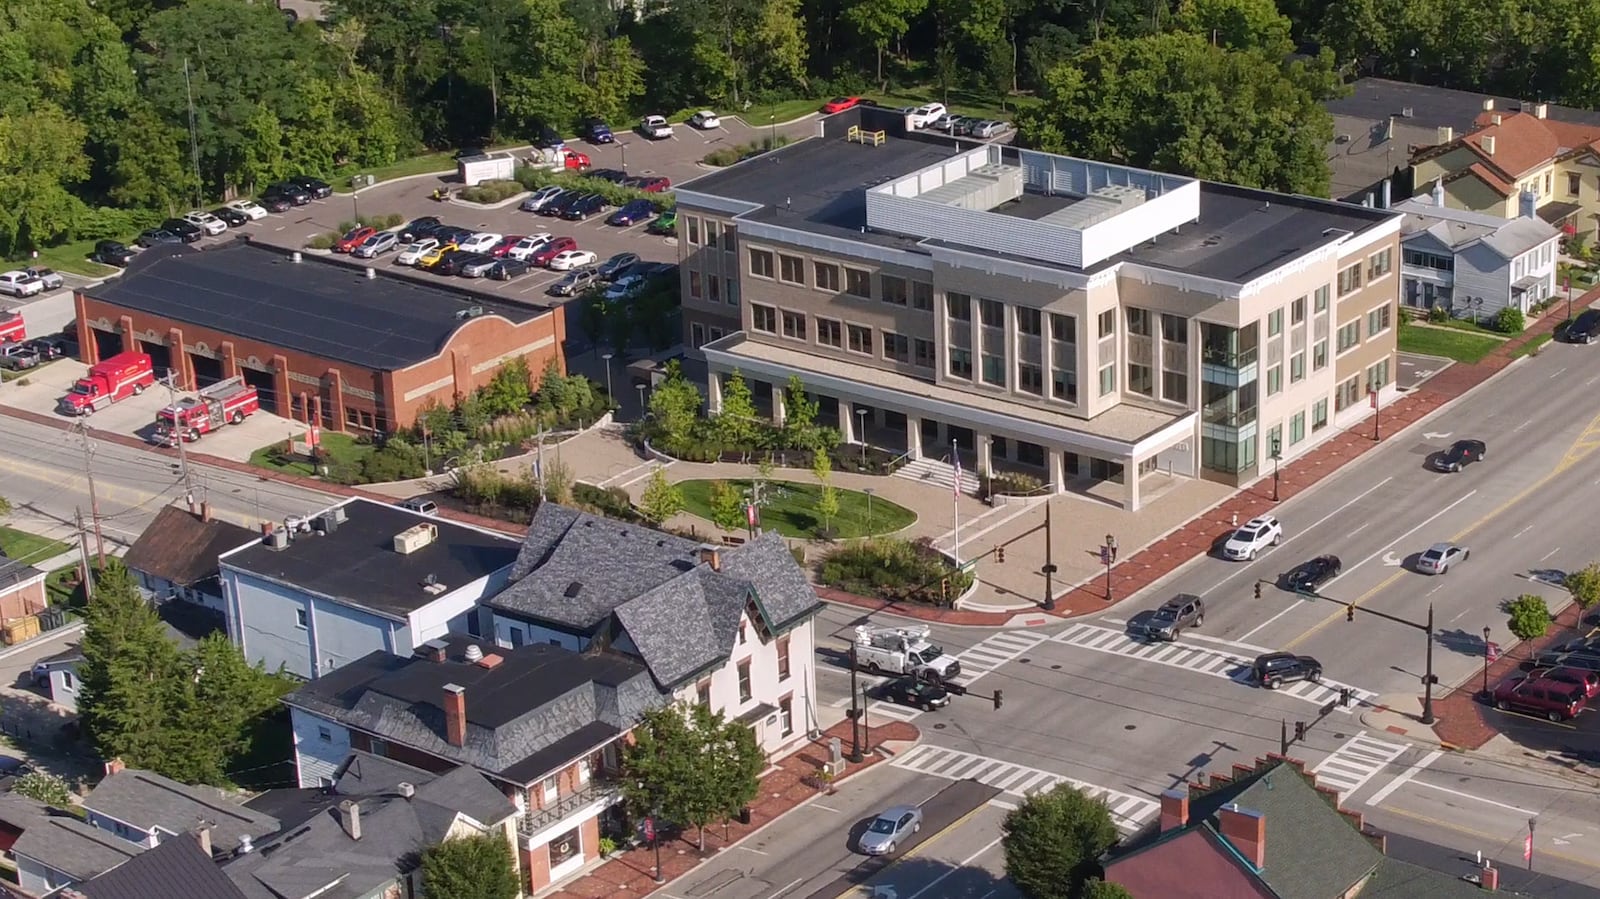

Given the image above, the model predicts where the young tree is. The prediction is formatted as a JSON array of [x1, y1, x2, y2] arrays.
[[700, 702, 765, 834], [13, 772, 73, 807], [812, 453, 839, 535], [420, 831, 520, 899], [1002, 784, 1119, 899], [77, 559, 182, 769], [1564, 562, 1600, 615], [622, 704, 764, 852], [478, 357, 533, 417], [715, 371, 760, 449], [639, 469, 685, 524], [1506, 594, 1554, 657], [541, 457, 574, 505], [709, 480, 748, 532], [647, 361, 705, 444]]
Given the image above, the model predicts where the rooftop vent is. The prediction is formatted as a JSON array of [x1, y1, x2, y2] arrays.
[[1401, 106, 1414, 118], [464, 645, 484, 663], [397, 782, 415, 800], [264, 528, 290, 550], [455, 306, 485, 320], [393, 523, 438, 554], [421, 573, 447, 595], [564, 581, 583, 598]]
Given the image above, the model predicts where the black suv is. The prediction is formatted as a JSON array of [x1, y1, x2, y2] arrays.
[[161, 218, 204, 243], [1138, 595, 1205, 642], [90, 240, 136, 267], [265, 181, 312, 205], [1567, 309, 1600, 344], [1285, 555, 1341, 594], [881, 676, 951, 711], [289, 176, 333, 199], [1253, 652, 1322, 689], [399, 217, 442, 241], [1433, 438, 1486, 472]]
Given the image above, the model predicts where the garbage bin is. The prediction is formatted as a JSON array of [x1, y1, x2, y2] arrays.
[[738, 806, 752, 825]]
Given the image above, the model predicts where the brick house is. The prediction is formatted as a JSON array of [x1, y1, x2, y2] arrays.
[[76, 239, 566, 434], [0, 546, 48, 627]]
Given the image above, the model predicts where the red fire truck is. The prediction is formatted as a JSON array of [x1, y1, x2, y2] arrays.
[[58, 352, 155, 415], [155, 376, 261, 444], [0, 312, 24, 344]]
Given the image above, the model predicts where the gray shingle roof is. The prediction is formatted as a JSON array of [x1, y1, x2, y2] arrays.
[[283, 635, 664, 784], [334, 751, 515, 829], [0, 545, 45, 593], [225, 795, 431, 899], [81, 770, 280, 857], [77, 832, 248, 899], [493, 506, 822, 688], [122, 505, 256, 588], [1363, 857, 1519, 898], [12, 815, 141, 881]]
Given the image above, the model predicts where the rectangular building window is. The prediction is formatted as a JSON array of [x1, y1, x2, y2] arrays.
[[912, 281, 934, 311], [1018, 362, 1043, 395], [1016, 307, 1042, 336], [881, 275, 908, 306], [1162, 371, 1188, 404], [296, 608, 308, 630], [980, 298, 1004, 328], [696, 679, 711, 706], [817, 318, 842, 347], [949, 348, 973, 380], [1337, 263, 1362, 295], [1266, 364, 1282, 396], [702, 220, 719, 247], [749, 248, 774, 279], [779, 254, 804, 284], [1126, 307, 1151, 336], [1313, 339, 1328, 370], [779, 696, 794, 736], [847, 324, 873, 354], [687, 217, 701, 246], [781, 310, 806, 340], [688, 271, 702, 299], [1291, 296, 1306, 324], [1160, 313, 1187, 344], [1290, 352, 1305, 383], [1267, 308, 1283, 337], [814, 262, 839, 291], [777, 637, 791, 679], [737, 661, 752, 703], [721, 225, 735, 251], [1052, 313, 1077, 344], [1315, 285, 1330, 312], [1571, 172, 1583, 195], [1290, 411, 1306, 445], [1127, 362, 1153, 396], [914, 338, 936, 369], [1366, 358, 1391, 393], [844, 267, 872, 298], [751, 304, 776, 333], [707, 275, 720, 303], [948, 293, 972, 321], [1368, 248, 1393, 279], [1312, 398, 1329, 431], [883, 331, 910, 363], [1367, 304, 1392, 336], [1337, 320, 1361, 353], [1098, 309, 1116, 339], [726, 277, 739, 308], [1335, 376, 1361, 411], [1054, 367, 1078, 404], [981, 351, 1006, 386], [1098, 363, 1116, 396]]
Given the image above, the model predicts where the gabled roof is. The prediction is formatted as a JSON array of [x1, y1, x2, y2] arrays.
[[1362, 857, 1501, 898], [82, 769, 280, 856], [75, 832, 248, 899], [333, 750, 515, 829], [0, 545, 45, 593], [11, 814, 141, 881], [282, 635, 663, 784], [492, 505, 822, 687], [1417, 110, 1600, 197], [122, 504, 255, 588], [1104, 827, 1274, 898], [1396, 196, 1559, 259]]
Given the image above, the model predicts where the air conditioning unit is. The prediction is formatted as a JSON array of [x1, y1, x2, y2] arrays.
[[393, 523, 439, 555]]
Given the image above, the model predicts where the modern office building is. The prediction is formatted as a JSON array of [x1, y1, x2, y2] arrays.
[[675, 108, 1402, 509]]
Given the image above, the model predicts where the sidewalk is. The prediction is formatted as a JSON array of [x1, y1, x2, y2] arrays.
[[545, 719, 919, 899]]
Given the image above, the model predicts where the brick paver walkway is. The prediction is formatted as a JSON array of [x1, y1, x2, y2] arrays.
[[545, 719, 919, 899], [1433, 599, 1587, 751]]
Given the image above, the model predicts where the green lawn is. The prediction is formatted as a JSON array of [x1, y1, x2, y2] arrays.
[[677, 479, 916, 539], [1512, 332, 1555, 359], [32, 238, 120, 278], [333, 151, 460, 192], [249, 432, 374, 478], [0, 526, 71, 570], [1398, 325, 1503, 363]]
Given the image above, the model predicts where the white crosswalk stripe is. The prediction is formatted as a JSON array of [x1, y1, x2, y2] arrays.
[[947, 630, 1047, 689], [1309, 731, 1409, 801], [891, 744, 1159, 833], [1050, 623, 1375, 711]]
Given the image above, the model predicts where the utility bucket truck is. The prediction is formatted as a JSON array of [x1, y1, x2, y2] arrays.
[[853, 624, 961, 682]]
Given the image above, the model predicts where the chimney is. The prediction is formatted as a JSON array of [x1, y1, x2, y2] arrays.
[[1483, 135, 1497, 156], [104, 758, 125, 777], [443, 683, 467, 747], [1534, 102, 1549, 119], [1218, 803, 1266, 869], [1158, 788, 1189, 832], [1491, 114, 1502, 127], [1482, 864, 1499, 891], [1483, 98, 1496, 111], [192, 825, 212, 858], [1432, 178, 1447, 207], [337, 799, 361, 840], [419, 639, 448, 663], [200, 502, 212, 523], [1437, 125, 1454, 144], [398, 782, 415, 800], [700, 545, 722, 572]]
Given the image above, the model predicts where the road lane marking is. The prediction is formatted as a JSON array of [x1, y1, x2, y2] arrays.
[[1514, 523, 1535, 539], [1377, 806, 1600, 873], [1309, 731, 1409, 800], [1238, 600, 1305, 642], [1542, 548, 1561, 561], [1198, 477, 1394, 598], [767, 878, 803, 899], [1366, 749, 1443, 806], [905, 836, 1004, 899], [1409, 780, 1538, 815], [891, 744, 1157, 832]]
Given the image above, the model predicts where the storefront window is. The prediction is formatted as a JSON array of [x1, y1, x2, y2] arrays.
[[549, 827, 581, 868]]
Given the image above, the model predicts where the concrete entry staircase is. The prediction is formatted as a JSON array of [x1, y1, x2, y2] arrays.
[[894, 457, 980, 496]]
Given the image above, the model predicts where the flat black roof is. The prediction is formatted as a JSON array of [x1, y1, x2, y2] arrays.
[[222, 498, 519, 620], [92, 240, 541, 371], [1327, 77, 1600, 132]]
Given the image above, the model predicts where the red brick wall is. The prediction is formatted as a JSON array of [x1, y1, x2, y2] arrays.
[[75, 289, 565, 434], [523, 844, 551, 894], [0, 579, 47, 622], [347, 731, 459, 775]]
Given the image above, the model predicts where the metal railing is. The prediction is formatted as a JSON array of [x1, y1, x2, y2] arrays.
[[519, 778, 622, 836], [1200, 346, 1259, 369], [1201, 402, 1258, 428]]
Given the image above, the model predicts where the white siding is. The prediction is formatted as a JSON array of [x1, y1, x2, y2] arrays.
[[290, 707, 351, 788]]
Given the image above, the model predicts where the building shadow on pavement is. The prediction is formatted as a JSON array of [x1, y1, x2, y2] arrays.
[[800, 854, 1016, 899]]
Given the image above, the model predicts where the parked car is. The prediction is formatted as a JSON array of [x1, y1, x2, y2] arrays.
[[858, 805, 921, 856], [1285, 555, 1341, 593], [626, 175, 671, 193], [456, 232, 504, 254], [488, 257, 533, 280], [1530, 638, 1600, 671], [23, 335, 76, 360], [930, 113, 960, 131], [432, 250, 484, 276], [226, 199, 269, 220], [1221, 515, 1282, 561], [548, 249, 599, 271], [1530, 667, 1600, 698], [880, 676, 950, 711], [416, 242, 460, 269], [333, 226, 377, 253], [646, 210, 678, 235], [1433, 438, 1486, 472], [689, 110, 721, 129], [91, 240, 137, 267], [396, 238, 440, 266], [639, 115, 673, 139], [971, 120, 1012, 139], [0, 272, 43, 298], [398, 497, 439, 515], [489, 235, 524, 257], [588, 169, 629, 183], [1415, 542, 1469, 575], [521, 186, 566, 212], [183, 210, 228, 236], [22, 267, 63, 291], [1137, 594, 1205, 642], [598, 253, 641, 281], [265, 182, 312, 205], [256, 194, 293, 213], [1253, 652, 1322, 690], [583, 118, 615, 143], [607, 199, 656, 226], [603, 273, 647, 300], [950, 116, 981, 136], [434, 226, 477, 246], [352, 231, 399, 259], [399, 216, 443, 241], [289, 176, 333, 199], [908, 103, 948, 128], [136, 228, 183, 248], [541, 190, 585, 217], [530, 238, 578, 266], [822, 96, 862, 114], [1567, 309, 1600, 344], [535, 124, 566, 150], [548, 268, 601, 296], [505, 234, 555, 261], [0, 343, 41, 370], [458, 255, 500, 278], [1493, 675, 1587, 721], [213, 206, 251, 227], [560, 194, 607, 221], [161, 218, 204, 243]]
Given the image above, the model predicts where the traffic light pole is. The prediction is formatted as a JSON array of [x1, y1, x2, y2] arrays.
[[1314, 591, 1437, 725]]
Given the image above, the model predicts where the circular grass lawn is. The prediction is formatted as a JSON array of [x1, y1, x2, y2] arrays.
[[676, 479, 917, 539]]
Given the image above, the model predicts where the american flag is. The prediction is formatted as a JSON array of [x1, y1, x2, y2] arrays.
[[952, 447, 963, 497]]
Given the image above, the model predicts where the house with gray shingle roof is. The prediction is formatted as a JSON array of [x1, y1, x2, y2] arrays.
[[488, 504, 824, 756], [1394, 193, 1560, 320]]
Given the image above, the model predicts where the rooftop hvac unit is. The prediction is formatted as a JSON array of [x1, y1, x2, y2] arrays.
[[393, 523, 439, 555], [265, 528, 290, 550]]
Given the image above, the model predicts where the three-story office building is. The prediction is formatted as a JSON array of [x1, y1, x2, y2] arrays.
[[677, 109, 1402, 509]]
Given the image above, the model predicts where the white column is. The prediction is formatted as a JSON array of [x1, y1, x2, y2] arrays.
[[1126, 456, 1141, 511], [1051, 449, 1067, 494], [838, 401, 853, 443], [771, 382, 786, 426], [906, 415, 922, 460], [708, 370, 724, 414], [977, 433, 993, 474]]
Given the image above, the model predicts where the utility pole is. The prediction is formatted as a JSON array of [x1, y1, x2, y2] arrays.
[[161, 371, 197, 508], [75, 418, 106, 567], [74, 508, 94, 603]]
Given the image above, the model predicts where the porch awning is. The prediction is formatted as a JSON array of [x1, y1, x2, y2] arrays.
[[1538, 202, 1581, 225]]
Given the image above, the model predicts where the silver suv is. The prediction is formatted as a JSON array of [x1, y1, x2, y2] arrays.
[[1139, 595, 1205, 642]]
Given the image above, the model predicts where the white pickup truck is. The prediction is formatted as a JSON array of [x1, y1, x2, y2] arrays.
[[639, 115, 674, 140], [0, 271, 44, 298], [853, 624, 962, 682]]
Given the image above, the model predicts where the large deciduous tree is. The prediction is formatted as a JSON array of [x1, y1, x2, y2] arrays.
[[622, 703, 765, 852], [420, 831, 520, 899], [1002, 783, 1119, 899]]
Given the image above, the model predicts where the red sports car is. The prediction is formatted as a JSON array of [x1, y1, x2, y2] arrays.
[[822, 96, 862, 114]]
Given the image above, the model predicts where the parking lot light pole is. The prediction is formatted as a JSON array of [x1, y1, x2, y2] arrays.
[[1422, 603, 1437, 725], [1270, 436, 1282, 502], [1482, 625, 1493, 698], [1041, 502, 1057, 611], [601, 352, 615, 401], [855, 408, 868, 464]]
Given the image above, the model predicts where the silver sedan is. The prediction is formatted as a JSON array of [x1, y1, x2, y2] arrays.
[[858, 805, 922, 856], [1416, 542, 1470, 575]]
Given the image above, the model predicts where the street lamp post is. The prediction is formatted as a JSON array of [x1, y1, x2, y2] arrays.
[[1270, 435, 1282, 502], [854, 408, 869, 464], [1421, 603, 1437, 725], [635, 383, 647, 418], [620, 141, 628, 172], [650, 807, 665, 883], [1041, 502, 1057, 611], [863, 487, 874, 533], [847, 641, 864, 763], [1482, 625, 1493, 698], [1102, 533, 1118, 602], [601, 352, 615, 403]]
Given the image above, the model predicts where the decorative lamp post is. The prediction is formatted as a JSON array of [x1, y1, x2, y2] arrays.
[[1482, 624, 1494, 698], [1102, 533, 1118, 601], [855, 407, 869, 464], [863, 487, 875, 533], [1270, 435, 1282, 502], [601, 352, 615, 402]]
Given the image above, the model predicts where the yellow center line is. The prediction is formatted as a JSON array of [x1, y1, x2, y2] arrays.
[[1285, 408, 1600, 650], [1379, 806, 1600, 873], [832, 802, 991, 899]]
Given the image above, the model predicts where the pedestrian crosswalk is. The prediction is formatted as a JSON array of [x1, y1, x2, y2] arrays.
[[1051, 622, 1376, 711], [865, 630, 1046, 723], [892, 744, 1159, 833], [1309, 731, 1409, 801]]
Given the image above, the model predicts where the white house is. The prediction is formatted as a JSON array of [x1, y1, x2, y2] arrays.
[[1396, 192, 1561, 320]]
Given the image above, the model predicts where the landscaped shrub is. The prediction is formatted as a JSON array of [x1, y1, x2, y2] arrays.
[[360, 438, 426, 482], [701, 135, 792, 167], [573, 483, 640, 521], [981, 470, 1045, 499], [1493, 306, 1526, 334], [819, 537, 974, 607], [513, 167, 675, 211], [453, 464, 540, 522], [305, 232, 337, 250], [459, 179, 524, 204], [1427, 304, 1450, 323]]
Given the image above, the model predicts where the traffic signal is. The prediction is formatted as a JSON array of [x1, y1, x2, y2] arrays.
[[941, 578, 949, 599], [1346, 603, 1356, 622], [945, 681, 968, 696], [1294, 721, 1307, 741], [995, 545, 1006, 564], [993, 690, 1004, 710], [1339, 687, 1352, 708], [1254, 581, 1262, 599]]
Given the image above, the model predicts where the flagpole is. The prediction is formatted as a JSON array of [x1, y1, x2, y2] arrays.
[[951, 439, 961, 565]]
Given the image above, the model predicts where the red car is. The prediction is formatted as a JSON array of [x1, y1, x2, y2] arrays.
[[530, 237, 578, 267], [490, 235, 525, 257], [333, 226, 376, 253], [822, 96, 862, 114], [565, 151, 592, 171], [1531, 667, 1600, 698], [631, 176, 671, 193], [1493, 675, 1588, 721]]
